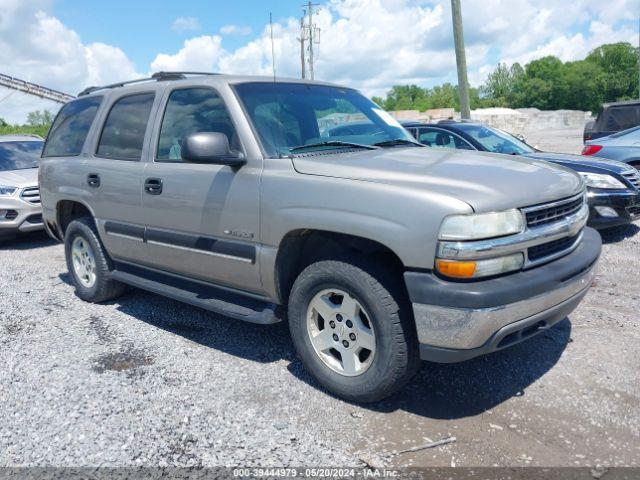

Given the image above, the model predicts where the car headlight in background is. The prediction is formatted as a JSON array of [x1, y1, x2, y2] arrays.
[[579, 172, 626, 189], [0, 186, 17, 196], [438, 209, 524, 241]]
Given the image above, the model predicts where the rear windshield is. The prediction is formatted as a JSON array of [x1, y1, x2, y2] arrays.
[[43, 96, 102, 157], [0, 141, 43, 171], [598, 105, 640, 132]]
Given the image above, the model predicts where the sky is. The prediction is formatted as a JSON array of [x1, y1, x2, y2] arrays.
[[0, 0, 638, 123]]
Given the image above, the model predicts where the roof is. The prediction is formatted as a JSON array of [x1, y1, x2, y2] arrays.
[[602, 99, 640, 108], [76, 71, 348, 98], [0, 134, 44, 143]]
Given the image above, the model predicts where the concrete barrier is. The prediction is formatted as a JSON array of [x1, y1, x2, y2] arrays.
[[389, 107, 593, 133]]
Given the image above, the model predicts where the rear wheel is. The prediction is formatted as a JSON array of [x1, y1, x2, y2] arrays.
[[288, 257, 419, 402], [64, 217, 126, 303]]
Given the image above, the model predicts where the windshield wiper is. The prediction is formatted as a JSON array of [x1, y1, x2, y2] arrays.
[[288, 141, 380, 153], [373, 138, 424, 148]]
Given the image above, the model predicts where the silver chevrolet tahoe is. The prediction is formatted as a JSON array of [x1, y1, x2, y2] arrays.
[[39, 73, 601, 402], [0, 135, 44, 239]]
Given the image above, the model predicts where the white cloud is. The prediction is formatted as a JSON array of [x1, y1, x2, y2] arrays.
[[150, 0, 637, 96], [150, 35, 225, 72], [220, 24, 252, 36], [171, 16, 201, 32], [0, 1, 141, 123], [1, 0, 638, 123]]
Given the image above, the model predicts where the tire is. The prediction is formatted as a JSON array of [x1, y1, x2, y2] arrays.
[[64, 217, 126, 303], [288, 256, 420, 402]]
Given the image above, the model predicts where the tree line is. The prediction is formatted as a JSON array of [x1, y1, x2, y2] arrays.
[[0, 110, 53, 138], [372, 42, 640, 113]]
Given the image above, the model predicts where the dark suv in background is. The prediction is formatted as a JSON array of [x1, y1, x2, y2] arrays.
[[583, 100, 640, 143]]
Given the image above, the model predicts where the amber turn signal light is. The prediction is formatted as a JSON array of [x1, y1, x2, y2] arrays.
[[435, 259, 477, 278]]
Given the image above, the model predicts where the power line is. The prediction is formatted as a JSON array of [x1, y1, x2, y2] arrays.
[[0, 73, 75, 104]]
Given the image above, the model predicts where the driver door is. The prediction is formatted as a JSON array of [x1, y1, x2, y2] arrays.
[[140, 86, 262, 294]]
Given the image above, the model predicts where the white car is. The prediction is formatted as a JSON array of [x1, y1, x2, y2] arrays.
[[0, 134, 44, 239]]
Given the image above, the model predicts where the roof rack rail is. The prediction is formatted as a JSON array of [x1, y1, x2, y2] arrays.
[[77, 71, 220, 97]]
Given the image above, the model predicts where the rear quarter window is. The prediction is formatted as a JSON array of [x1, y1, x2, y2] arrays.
[[43, 96, 103, 157]]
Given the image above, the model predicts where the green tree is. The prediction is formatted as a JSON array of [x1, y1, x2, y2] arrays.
[[586, 42, 639, 102], [26, 110, 54, 127]]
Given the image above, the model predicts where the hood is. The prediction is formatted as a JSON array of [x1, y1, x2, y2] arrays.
[[0, 167, 39, 188], [523, 152, 632, 174], [291, 148, 583, 212]]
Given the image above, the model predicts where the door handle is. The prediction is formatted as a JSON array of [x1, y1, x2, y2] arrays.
[[144, 178, 163, 195], [87, 173, 100, 188]]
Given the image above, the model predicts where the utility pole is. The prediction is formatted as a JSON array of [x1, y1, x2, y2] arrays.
[[298, 17, 306, 79], [451, 0, 471, 119], [301, 2, 320, 80]]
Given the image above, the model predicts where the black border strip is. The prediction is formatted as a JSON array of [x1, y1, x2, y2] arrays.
[[146, 228, 256, 263], [104, 221, 145, 241]]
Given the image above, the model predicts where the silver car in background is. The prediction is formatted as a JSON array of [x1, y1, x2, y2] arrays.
[[0, 135, 44, 239], [582, 125, 640, 169]]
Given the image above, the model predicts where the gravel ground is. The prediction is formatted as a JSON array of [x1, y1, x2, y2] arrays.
[[1, 223, 638, 468], [1, 130, 639, 467]]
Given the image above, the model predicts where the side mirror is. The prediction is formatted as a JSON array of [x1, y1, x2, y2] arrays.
[[181, 132, 246, 167]]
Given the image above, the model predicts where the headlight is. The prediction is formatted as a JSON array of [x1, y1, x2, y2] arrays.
[[436, 253, 524, 279], [439, 209, 524, 240], [579, 172, 625, 189], [0, 185, 17, 196]]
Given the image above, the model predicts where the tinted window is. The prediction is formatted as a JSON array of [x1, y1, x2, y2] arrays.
[[43, 96, 102, 157], [455, 124, 533, 154], [417, 128, 472, 150], [97, 93, 155, 160], [0, 141, 43, 171], [157, 88, 239, 162], [603, 106, 640, 131]]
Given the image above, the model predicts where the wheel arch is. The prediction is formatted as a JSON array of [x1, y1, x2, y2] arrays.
[[56, 199, 97, 238], [274, 229, 405, 304]]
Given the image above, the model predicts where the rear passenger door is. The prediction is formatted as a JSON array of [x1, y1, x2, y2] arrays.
[[140, 86, 262, 293], [87, 91, 157, 264]]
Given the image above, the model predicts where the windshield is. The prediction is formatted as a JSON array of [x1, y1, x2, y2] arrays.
[[0, 141, 43, 171], [234, 82, 415, 157], [456, 124, 535, 155]]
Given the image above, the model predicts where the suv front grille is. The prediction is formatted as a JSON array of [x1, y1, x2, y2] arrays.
[[525, 195, 584, 228], [20, 186, 40, 204], [528, 234, 580, 262], [622, 170, 640, 190], [627, 205, 640, 217]]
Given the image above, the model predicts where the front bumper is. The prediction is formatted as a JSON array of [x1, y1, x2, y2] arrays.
[[405, 227, 601, 363], [587, 189, 640, 230], [0, 193, 43, 236]]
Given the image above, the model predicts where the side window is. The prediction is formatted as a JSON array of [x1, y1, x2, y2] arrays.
[[157, 88, 239, 162], [417, 128, 445, 147], [97, 93, 155, 160], [43, 96, 102, 157]]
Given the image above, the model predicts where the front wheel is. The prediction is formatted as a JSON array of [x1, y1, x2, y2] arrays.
[[288, 257, 419, 402]]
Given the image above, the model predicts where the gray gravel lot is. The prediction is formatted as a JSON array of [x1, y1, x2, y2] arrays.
[[1, 129, 639, 467], [1, 223, 638, 468]]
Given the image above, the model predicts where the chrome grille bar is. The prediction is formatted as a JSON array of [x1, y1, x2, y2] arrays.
[[20, 186, 40, 204]]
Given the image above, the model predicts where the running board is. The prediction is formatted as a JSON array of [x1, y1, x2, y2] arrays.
[[111, 264, 278, 325]]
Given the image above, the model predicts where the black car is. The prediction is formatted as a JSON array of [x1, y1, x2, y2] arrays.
[[403, 120, 640, 230], [583, 100, 640, 143]]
